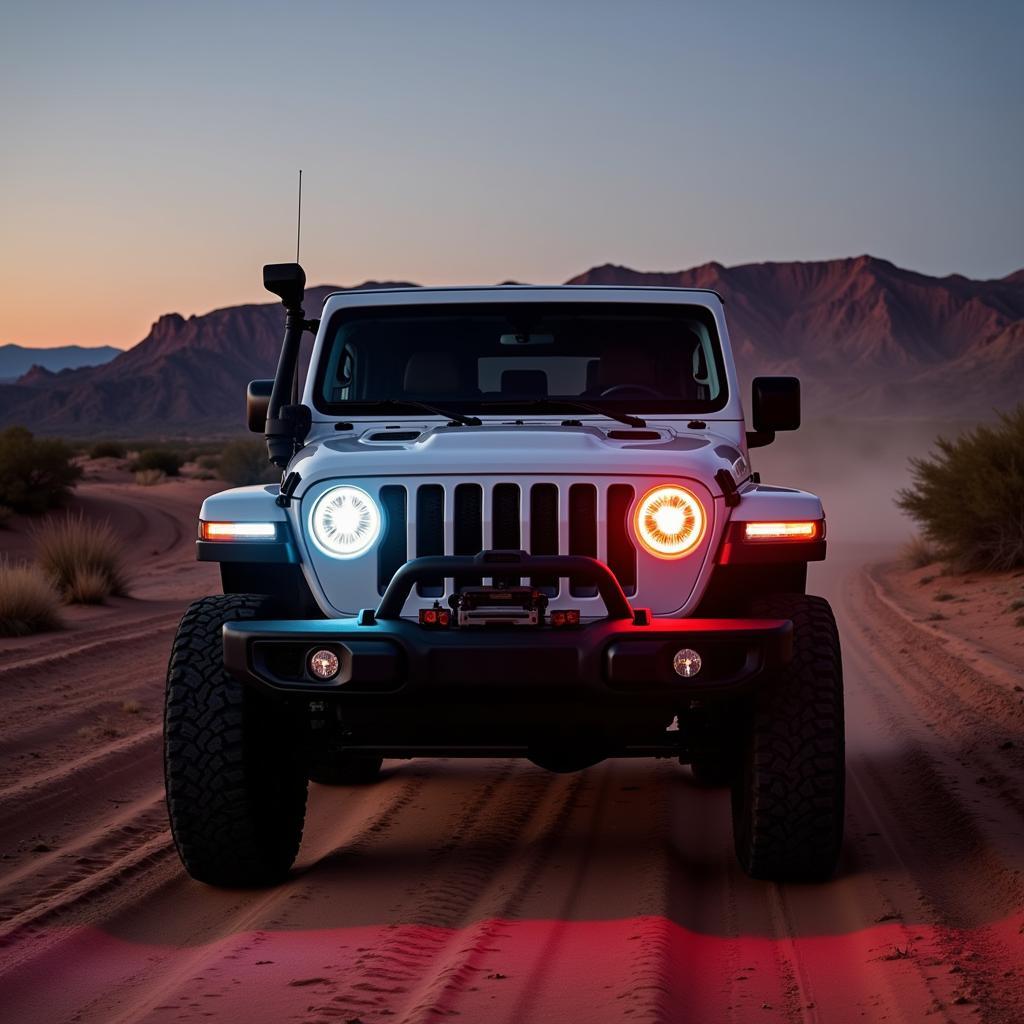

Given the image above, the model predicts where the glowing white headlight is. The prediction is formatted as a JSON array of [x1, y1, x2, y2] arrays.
[[310, 485, 381, 558]]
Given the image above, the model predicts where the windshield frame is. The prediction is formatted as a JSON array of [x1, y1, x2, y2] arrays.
[[310, 300, 730, 418]]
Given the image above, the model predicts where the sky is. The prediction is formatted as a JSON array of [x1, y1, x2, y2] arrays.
[[1, 0, 1022, 349]]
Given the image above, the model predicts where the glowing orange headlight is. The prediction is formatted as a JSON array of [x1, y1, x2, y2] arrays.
[[743, 521, 820, 541], [634, 485, 706, 558]]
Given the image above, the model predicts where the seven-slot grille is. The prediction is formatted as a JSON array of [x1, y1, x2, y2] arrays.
[[375, 480, 638, 599]]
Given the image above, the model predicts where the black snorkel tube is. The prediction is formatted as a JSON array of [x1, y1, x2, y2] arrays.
[[263, 263, 314, 467]]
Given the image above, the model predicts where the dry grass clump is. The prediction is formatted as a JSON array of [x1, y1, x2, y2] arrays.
[[903, 534, 941, 569], [65, 567, 113, 605], [134, 468, 166, 486], [32, 513, 129, 603], [0, 560, 64, 636]]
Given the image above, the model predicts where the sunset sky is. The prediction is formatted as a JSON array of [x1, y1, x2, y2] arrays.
[[2, 0, 1021, 349]]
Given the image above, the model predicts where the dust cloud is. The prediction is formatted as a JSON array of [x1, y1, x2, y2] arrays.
[[750, 418, 974, 548]]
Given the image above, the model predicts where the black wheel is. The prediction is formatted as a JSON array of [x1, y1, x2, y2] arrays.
[[309, 751, 384, 785], [731, 594, 845, 881], [164, 595, 308, 886]]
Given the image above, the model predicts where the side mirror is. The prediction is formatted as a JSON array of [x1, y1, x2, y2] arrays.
[[247, 379, 273, 432], [748, 376, 800, 448], [263, 263, 306, 310]]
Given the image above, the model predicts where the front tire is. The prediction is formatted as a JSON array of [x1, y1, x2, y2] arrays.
[[731, 594, 845, 881], [164, 595, 308, 886]]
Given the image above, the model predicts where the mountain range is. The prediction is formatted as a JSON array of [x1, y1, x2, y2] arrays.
[[1, 257, 1020, 435], [0, 343, 120, 381]]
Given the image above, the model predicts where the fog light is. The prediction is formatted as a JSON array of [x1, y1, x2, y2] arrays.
[[309, 649, 340, 680], [672, 648, 702, 678]]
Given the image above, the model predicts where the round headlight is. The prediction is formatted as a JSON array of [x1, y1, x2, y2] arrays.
[[634, 485, 705, 558], [310, 485, 381, 558]]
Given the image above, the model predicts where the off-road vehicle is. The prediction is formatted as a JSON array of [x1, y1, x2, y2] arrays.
[[164, 264, 844, 886]]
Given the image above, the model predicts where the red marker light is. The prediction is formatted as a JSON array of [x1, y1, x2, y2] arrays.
[[549, 610, 581, 628]]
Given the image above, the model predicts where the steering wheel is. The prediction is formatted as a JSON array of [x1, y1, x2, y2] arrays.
[[598, 383, 665, 398]]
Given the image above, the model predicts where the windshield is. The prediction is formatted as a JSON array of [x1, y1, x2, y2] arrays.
[[313, 301, 727, 416]]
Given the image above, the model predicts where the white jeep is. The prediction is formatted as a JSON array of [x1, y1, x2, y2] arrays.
[[164, 264, 844, 886]]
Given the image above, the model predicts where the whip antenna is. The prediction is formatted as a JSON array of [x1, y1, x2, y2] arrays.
[[295, 169, 303, 263]]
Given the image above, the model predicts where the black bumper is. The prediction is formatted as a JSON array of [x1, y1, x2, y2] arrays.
[[223, 614, 792, 701], [222, 552, 792, 704]]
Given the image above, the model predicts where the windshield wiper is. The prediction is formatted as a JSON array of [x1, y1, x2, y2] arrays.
[[367, 399, 482, 427], [479, 398, 646, 429]]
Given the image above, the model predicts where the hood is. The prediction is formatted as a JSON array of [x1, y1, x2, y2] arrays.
[[288, 421, 751, 496]]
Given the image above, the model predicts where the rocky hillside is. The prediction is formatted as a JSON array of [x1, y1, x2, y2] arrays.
[[0, 343, 120, 381], [2, 258, 1020, 434]]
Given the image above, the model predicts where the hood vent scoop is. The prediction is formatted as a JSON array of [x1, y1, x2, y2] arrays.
[[606, 429, 662, 441], [366, 430, 421, 442]]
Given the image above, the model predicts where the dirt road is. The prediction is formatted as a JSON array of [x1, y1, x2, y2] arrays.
[[1, 482, 1022, 1023]]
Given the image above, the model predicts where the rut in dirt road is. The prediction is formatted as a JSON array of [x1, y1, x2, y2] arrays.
[[0, 545, 1023, 1023]]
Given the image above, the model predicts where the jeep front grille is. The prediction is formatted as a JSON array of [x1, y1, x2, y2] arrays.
[[375, 480, 638, 598]]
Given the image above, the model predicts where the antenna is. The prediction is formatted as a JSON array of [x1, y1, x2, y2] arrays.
[[295, 169, 303, 263]]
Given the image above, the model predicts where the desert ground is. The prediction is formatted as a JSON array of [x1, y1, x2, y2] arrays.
[[1, 430, 1022, 1023]]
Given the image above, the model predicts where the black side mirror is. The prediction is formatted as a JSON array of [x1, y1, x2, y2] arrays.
[[263, 263, 306, 310], [247, 379, 273, 432], [748, 376, 800, 448]]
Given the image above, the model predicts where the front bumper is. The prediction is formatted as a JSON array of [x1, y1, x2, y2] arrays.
[[224, 613, 791, 700], [223, 551, 792, 703]]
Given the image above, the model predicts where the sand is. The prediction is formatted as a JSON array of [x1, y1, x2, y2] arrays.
[[0, 478, 1022, 1023]]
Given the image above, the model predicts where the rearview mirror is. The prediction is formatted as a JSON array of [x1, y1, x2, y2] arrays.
[[247, 379, 273, 432], [748, 376, 800, 448]]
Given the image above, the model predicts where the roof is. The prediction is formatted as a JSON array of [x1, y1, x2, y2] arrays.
[[324, 283, 726, 303]]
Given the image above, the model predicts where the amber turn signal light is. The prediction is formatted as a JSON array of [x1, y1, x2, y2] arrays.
[[743, 521, 821, 541], [199, 521, 277, 541]]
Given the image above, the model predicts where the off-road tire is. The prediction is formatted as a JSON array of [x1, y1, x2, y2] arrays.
[[164, 595, 308, 886], [731, 594, 844, 881], [309, 752, 384, 785]]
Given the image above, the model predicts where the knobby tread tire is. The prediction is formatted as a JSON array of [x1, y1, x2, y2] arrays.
[[731, 593, 845, 881], [164, 594, 308, 886]]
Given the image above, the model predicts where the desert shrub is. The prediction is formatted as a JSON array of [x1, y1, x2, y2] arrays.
[[0, 560, 64, 636], [65, 567, 112, 605], [0, 426, 82, 513], [196, 454, 221, 472], [216, 440, 279, 486], [134, 468, 166, 486], [902, 534, 940, 569], [89, 440, 126, 460], [131, 448, 182, 476], [33, 513, 129, 602], [897, 405, 1024, 571]]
